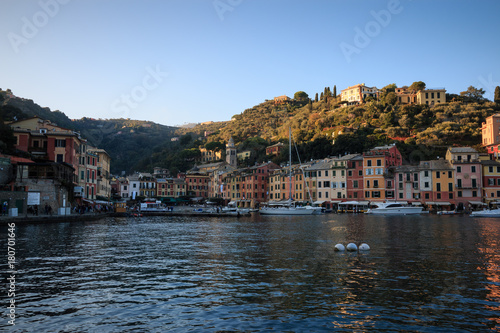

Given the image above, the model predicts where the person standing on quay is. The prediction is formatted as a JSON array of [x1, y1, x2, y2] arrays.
[[2, 201, 7, 216]]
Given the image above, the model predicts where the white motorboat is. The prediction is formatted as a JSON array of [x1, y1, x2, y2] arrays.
[[365, 202, 423, 215], [259, 204, 317, 215], [139, 201, 169, 212], [470, 208, 500, 217]]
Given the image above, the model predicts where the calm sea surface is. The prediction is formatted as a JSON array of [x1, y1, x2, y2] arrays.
[[1, 213, 499, 332]]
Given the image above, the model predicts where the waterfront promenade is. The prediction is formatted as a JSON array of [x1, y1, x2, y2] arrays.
[[0, 206, 249, 224]]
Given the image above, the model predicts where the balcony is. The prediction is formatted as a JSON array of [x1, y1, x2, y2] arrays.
[[450, 159, 480, 164], [455, 184, 479, 189]]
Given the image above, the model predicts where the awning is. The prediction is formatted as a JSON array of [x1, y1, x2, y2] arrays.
[[426, 201, 451, 206], [95, 200, 111, 204], [468, 201, 486, 205], [330, 200, 343, 203], [411, 202, 422, 206], [313, 201, 325, 205]]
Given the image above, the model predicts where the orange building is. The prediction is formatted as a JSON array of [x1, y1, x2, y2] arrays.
[[363, 144, 402, 201]]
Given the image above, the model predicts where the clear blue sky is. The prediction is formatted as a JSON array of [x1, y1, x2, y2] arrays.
[[2, 0, 499, 127]]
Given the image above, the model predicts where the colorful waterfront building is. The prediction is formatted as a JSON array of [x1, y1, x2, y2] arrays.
[[346, 155, 364, 200], [421, 159, 455, 210], [446, 147, 483, 210], [305, 158, 332, 204], [363, 144, 402, 202], [239, 162, 280, 208], [480, 159, 500, 205], [138, 173, 156, 198], [394, 165, 421, 204], [185, 167, 210, 199], [89, 148, 111, 200]]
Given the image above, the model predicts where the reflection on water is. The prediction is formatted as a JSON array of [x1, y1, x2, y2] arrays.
[[1, 214, 499, 332]]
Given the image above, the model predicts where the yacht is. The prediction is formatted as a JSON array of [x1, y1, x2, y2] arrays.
[[470, 208, 500, 217], [365, 202, 423, 215], [259, 200, 318, 215]]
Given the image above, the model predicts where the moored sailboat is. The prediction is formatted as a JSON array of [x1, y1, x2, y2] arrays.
[[259, 127, 319, 216]]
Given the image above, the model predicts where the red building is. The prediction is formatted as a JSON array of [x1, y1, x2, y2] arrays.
[[266, 142, 285, 156], [185, 167, 210, 199], [240, 162, 280, 204], [346, 155, 364, 200]]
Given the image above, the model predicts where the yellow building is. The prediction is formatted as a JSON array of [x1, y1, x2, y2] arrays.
[[395, 87, 446, 106], [88, 148, 111, 200], [416, 88, 446, 106], [237, 150, 251, 161], [429, 159, 455, 205], [199, 148, 222, 163]]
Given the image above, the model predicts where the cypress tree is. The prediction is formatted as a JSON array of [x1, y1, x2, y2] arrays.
[[315, 93, 318, 102], [320, 92, 324, 100], [495, 86, 500, 104], [333, 85, 337, 98]]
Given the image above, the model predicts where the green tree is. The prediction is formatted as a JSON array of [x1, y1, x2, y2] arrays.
[[495, 86, 500, 104], [460, 86, 486, 103], [294, 91, 309, 101], [384, 92, 398, 105], [379, 83, 397, 102], [205, 141, 225, 152], [315, 93, 318, 102], [408, 81, 426, 91], [179, 134, 193, 145], [0, 116, 16, 154], [333, 85, 337, 98]]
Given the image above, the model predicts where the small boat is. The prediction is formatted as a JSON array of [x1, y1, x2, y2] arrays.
[[222, 202, 251, 215], [437, 210, 458, 215], [470, 208, 500, 217], [365, 202, 423, 215]]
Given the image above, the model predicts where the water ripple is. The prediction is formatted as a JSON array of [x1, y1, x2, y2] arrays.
[[1, 214, 499, 332]]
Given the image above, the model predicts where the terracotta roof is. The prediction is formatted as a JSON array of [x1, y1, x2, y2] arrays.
[[0, 154, 34, 164]]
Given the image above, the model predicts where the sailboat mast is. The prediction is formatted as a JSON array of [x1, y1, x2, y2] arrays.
[[289, 126, 292, 201]]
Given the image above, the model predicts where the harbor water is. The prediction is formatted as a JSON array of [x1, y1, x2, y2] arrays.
[[1, 214, 499, 332]]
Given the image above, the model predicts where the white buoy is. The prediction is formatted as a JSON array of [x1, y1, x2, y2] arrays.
[[334, 243, 345, 251], [346, 243, 358, 251], [359, 243, 370, 251]]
